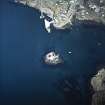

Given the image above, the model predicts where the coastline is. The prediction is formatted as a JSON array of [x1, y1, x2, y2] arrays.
[[14, 0, 105, 31]]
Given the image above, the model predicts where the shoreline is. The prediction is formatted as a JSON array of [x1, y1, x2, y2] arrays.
[[14, 0, 105, 32]]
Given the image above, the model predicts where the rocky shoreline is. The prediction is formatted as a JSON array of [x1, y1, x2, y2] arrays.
[[15, 0, 105, 32], [91, 68, 105, 105]]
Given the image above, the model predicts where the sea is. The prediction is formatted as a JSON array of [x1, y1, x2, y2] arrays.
[[1, 0, 105, 105]]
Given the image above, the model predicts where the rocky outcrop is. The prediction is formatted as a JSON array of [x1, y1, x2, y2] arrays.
[[92, 91, 105, 105], [91, 68, 105, 105], [44, 51, 63, 65], [91, 68, 105, 91]]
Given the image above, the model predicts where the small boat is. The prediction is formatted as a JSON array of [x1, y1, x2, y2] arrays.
[[40, 12, 45, 19]]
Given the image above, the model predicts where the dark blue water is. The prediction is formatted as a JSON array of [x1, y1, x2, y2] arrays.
[[1, 0, 105, 105]]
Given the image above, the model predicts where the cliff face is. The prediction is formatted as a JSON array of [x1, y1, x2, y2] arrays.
[[91, 68, 105, 105], [92, 91, 105, 105], [15, 0, 105, 29]]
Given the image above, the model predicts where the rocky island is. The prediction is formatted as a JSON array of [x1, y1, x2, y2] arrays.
[[44, 51, 63, 65], [14, 0, 105, 32]]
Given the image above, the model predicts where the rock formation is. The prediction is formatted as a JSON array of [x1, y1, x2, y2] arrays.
[[91, 68, 105, 105], [92, 91, 105, 105], [44, 51, 63, 65]]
